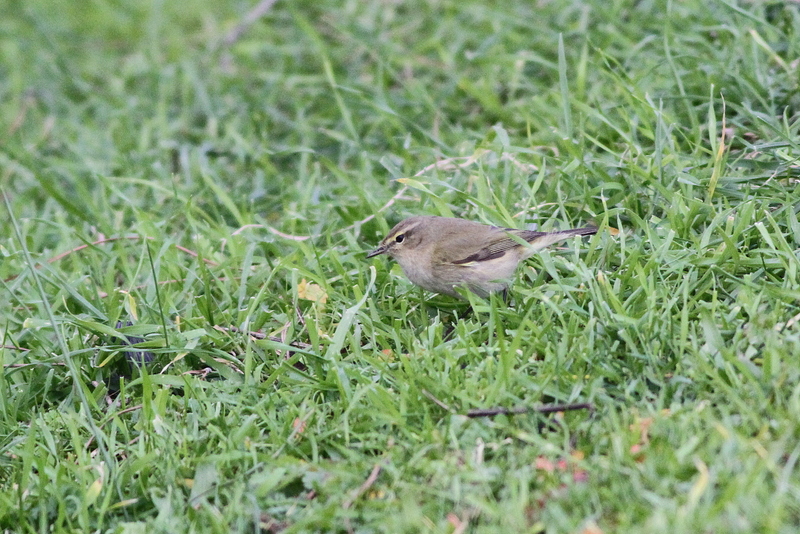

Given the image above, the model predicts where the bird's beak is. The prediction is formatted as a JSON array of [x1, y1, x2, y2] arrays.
[[366, 245, 387, 258]]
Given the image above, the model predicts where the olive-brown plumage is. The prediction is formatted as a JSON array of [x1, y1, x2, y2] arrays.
[[367, 216, 596, 297]]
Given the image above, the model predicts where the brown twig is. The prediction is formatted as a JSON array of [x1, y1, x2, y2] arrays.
[[174, 244, 218, 264], [338, 154, 490, 235], [8, 92, 36, 136], [4, 362, 66, 368], [231, 223, 265, 237], [222, 0, 279, 46], [421, 389, 454, 413], [47, 236, 137, 263], [216, 326, 313, 351], [422, 390, 592, 418], [343, 462, 384, 510], [85, 404, 145, 450], [785, 310, 800, 329], [232, 153, 518, 242], [49, 236, 217, 266], [294, 306, 306, 328], [335, 185, 411, 236], [465, 402, 594, 418], [1, 345, 30, 352], [4, 235, 219, 283], [104, 404, 143, 421], [96, 278, 190, 298]]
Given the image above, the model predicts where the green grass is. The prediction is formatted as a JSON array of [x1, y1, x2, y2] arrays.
[[2, 0, 800, 532]]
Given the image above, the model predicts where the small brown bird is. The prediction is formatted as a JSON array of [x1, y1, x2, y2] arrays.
[[367, 215, 596, 298]]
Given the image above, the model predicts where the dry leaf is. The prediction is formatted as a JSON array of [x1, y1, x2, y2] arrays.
[[630, 417, 654, 445], [292, 418, 307, 435], [573, 469, 589, 483], [297, 278, 328, 304], [446, 513, 469, 534], [580, 520, 604, 534], [535, 456, 556, 472]]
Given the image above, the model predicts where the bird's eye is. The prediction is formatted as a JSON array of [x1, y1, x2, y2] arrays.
[[395, 234, 405, 243]]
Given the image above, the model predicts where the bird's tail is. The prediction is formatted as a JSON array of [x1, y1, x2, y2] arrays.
[[517, 226, 598, 255]]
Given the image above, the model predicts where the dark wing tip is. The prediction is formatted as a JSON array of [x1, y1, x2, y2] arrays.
[[450, 249, 507, 265], [573, 226, 598, 236]]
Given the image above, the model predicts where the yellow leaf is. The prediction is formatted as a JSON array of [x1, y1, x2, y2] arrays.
[[298, 279, 328, 304], [85, 476, 103, 507], [108, 498, 139, 510], [122, 290, 138, 321], [687, 459, 709, 506], [395, 177, 434, 194]]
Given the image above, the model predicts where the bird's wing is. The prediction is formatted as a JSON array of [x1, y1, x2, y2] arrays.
[[447, 229, 546, 265], [446, 227, 596, 265]]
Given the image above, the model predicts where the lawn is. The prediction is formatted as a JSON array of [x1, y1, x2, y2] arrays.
[[2, 0, 800, 532]]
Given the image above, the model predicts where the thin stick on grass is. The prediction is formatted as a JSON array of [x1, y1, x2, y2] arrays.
[[422, 389, 593, 417], [84, 404, 145, 451], [5, 362, 66, 368], [222, 0, 279, 46], [233, 153, 526, 241], [422, 389, 455, 413], [342, 462, 383, 509], [49, 236, 218, 266], [4, 235, 218, 283], [466, 402, 594, 418], [2, 345, 30, 352], [216, 325, 314, 351]]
